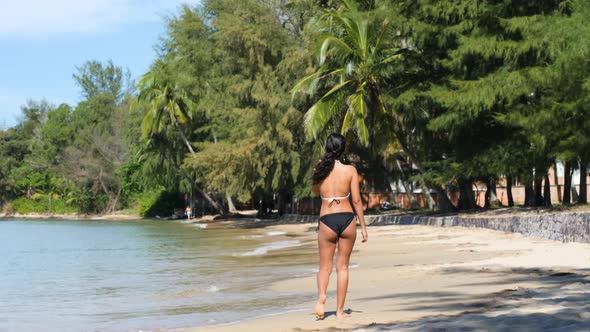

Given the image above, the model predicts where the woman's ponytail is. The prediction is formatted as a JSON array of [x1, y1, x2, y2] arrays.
[[312, 133, 347, 185]]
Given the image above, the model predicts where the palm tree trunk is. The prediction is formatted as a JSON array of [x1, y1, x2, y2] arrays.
[[172, 121, 225, 213], [168, 155, 225, 214], [176, 125, 195, 155], [227, 193, 237, 213]]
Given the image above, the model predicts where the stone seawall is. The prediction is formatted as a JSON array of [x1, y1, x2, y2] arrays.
[[279, 212, 590, 243]]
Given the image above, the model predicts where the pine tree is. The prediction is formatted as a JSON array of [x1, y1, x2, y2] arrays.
[[388, 0, 573, 209]]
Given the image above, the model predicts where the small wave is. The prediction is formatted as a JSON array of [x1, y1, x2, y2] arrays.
[[207, 285, 220, 293], [194, 223, 208, 229], [238, 235, 264, 239], [239, 240, 301, 256], [309, 263, 358, 273], [202, 308, 307, 329], [266, 231, 287, 236]]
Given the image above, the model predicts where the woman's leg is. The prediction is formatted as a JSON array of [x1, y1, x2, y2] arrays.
[[316, 222, 337, 318], [335, 220, 357, 318]]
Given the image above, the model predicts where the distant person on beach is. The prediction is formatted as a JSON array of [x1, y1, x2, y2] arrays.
[[311, 133, 368, 320], [185, 206, 192, 220]]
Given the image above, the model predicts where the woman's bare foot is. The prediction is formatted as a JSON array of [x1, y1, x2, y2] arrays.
[[336, 310, 350, 319], [315, 294, 327, 320]]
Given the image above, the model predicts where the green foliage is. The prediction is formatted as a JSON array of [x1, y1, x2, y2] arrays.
[[10, 195, 77, 215], [130, 189, 184, 217], [2, 0, 590, 214], [73, 59, 132, 102], [385, 0, 584, 204], [293, 0, 405, 148], [179, 0, 311, 205]]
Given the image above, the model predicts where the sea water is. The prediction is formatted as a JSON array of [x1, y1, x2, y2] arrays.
[[0, 219, 317, 332]]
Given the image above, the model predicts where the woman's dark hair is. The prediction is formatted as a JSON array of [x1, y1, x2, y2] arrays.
[[312, 133, 347, 184]]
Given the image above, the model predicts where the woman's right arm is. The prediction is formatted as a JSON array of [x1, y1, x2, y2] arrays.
[[312, 159, 321, 196], [312, 183, 320, 196], [350, 167, 367, 242]]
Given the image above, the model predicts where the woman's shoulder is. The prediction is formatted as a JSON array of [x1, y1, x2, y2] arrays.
[[337, 162, 357, 174]]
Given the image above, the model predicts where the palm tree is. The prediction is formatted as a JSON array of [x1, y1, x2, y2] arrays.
[[137, 66, 196, 154], [292, 0, 405, 147], [293, 0, 457, 211], [135, 64, 225, 214]]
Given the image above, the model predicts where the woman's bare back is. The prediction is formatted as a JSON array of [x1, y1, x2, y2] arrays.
[[318, 161, 355, 216]]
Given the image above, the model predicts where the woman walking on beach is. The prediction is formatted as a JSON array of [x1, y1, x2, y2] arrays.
[[312, 133, 367, 320]]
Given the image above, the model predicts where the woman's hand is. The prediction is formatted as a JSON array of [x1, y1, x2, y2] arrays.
[[361, 228, 368, 243]]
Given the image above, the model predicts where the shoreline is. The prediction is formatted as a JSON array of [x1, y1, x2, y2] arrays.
[[5, 207, 590, 244], [2, 205, 588, 221], [0, 212, 142, 220], [172, 222, 590, 332], [0, 210, 259, 222]]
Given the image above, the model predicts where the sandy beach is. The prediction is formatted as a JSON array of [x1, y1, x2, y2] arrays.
[[172, 223, 590, 332]]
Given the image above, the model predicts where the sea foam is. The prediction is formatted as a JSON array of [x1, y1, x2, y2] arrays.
[[207, 285, 220, 293], [239, 240, 301, 256], [266, 231, 287, 236], [238, 235, 264, 239]]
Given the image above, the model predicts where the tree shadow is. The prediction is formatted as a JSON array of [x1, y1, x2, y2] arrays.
[[363, 309, 588, 331], [352, 266, 590, 331]]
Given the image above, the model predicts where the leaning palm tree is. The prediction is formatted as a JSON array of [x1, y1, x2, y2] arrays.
[[292, 0, 406, 147], [135, 64, 225, 214], [137, 67, 196, 154]]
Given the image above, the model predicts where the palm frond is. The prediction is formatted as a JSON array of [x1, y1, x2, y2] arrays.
[[320, 36, 353, 65], [291, 66, 329, 99], [141, 111, 154, 137], [320, 80, 352, 101], [303, 100, 331, 139], [380, 48, 408, 65], [341, 107, 354, 134], [349, 91, 369, 146]]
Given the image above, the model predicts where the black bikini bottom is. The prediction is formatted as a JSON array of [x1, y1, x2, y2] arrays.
[[319, 212, 356, 237]]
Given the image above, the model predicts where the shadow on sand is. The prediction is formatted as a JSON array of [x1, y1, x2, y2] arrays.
[[299, 267, 590, 331]]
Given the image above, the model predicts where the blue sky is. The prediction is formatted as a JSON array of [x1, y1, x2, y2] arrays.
[[0, 0, 200, 129]]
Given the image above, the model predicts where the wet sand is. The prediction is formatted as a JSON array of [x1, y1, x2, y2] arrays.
[[172, 223, 590, 332]]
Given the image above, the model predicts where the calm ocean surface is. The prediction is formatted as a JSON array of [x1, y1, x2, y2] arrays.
[[0, 219, 318, 332]]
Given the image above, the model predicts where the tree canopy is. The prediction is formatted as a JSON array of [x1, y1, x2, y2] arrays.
[[2, 0, 590, 216]]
